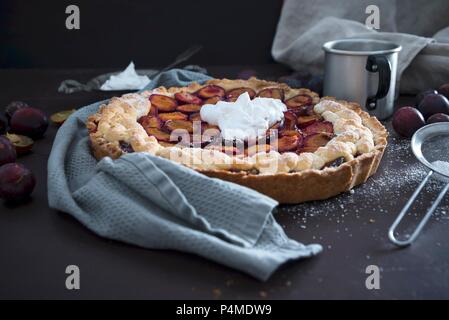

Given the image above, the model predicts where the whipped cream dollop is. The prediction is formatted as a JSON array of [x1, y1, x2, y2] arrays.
[[200, 92, 287, 141], [101, 62, 150, 91]]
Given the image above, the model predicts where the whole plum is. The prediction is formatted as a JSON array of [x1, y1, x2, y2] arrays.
[[427, 113, 449, 124], [10, 107, 48, 138], [0, 163, 36, 201], [392, 107, 426, 138], [5, 101, 29, 120], [417, 94, 449, 119]]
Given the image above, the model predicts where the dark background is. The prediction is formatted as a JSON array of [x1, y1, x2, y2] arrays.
[[0, 0, 283, 69]]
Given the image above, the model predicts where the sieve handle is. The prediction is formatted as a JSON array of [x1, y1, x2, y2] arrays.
[[388, 171, 449, 247]]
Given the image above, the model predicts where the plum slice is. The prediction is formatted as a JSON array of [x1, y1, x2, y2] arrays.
[[5, 133, 34, 155], [50, 109, 76, 126], [149, 94, 178, 112], [202, 96, 222, 105], [145, 128, 171, 142], [282, 111, 298, 130], [285, 94, 313, 109], [303, 121, 334, 135], [226, 88, 256, 102], [174, 92, 202, 105], [196, 85, 226, 99], [177, 104, 202, 114], [275, 135, 301, 153], [159, 112, 188, 121], [189, 113, 202, 122], [297, 115, 320, 128], [139, 115, 162, 130], [256, 88, 285, 100], [297, 133, 332, 154], [164, 120, 194, 134]]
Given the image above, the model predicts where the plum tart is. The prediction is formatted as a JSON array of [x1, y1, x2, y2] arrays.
[[87, 78, 388, 204]]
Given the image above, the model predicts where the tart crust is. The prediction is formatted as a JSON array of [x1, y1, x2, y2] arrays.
[[87, 78, 388, 204]]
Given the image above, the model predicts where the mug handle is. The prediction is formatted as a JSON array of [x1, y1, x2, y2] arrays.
[[365, 55, 391, 111]]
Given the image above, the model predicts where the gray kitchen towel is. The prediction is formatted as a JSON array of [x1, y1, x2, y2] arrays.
[[47, 69, 322, 281], [272, 0, 449, 94]]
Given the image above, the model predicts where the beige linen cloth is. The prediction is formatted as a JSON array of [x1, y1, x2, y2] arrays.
[[272, 0, 449, 94]]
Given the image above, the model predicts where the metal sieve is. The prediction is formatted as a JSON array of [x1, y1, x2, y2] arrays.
[[389, 123, 449, 247]]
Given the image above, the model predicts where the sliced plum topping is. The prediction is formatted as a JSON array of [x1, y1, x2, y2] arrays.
[[303, 121, 334, 135], [276, 135, 301, 153], [119, 141, 134, 153], [148, 105, 159, 116], [159, 112, 188, 121], [285, 94, 313, 109], [256, 88, 285, 100], [164, 120, 194, 134], [290, 105, 315, 117], [202, 96, 223, 105], [145, 128, 171, 142], [226, 88, 256, 102], [282, 111, 298, 130], [189, 113, 202, 122], [149, 94, 178, 112], [174, 92, 203, 105], [139, 115, 162, 130], [297, 133, 332, 154], [176, 104, 202, 114], [196, 85, 226, 99], [297, 115, 320, 128]]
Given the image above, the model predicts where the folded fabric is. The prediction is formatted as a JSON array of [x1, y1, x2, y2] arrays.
[[47, 69, 322, 281], [272, 0, 449, 94]]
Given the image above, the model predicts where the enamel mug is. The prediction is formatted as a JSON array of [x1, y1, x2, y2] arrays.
[[323, 39, 402, 120]]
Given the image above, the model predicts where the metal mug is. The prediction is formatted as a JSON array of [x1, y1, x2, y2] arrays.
[[323, 39, 402, 120]]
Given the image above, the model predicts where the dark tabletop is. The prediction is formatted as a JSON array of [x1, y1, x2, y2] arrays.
[[0, 65, 448, 300]]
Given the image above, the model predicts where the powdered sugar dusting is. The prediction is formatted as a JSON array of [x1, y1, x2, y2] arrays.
[[278, 125, 449, 236]]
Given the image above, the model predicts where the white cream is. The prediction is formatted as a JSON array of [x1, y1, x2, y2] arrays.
[[200, 92, 287, 141], [101, 62, 150, 91]]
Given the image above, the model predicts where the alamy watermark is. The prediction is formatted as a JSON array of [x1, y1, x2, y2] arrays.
[[65, 265, 80, 290], [65, 5, 80, 30], [365, 265, 380, 290], [365, 5, 380, 30]]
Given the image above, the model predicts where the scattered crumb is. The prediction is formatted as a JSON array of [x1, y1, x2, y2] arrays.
[[259, 291, 268, 298], [369, 218, 376, 223]]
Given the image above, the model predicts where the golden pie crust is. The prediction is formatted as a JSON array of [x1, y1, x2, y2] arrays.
[[87, 78, 388, 204]]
